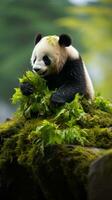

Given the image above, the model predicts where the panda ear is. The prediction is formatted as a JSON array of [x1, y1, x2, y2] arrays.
[[35, 33, 42, 45], [59, 34, 71, 47]]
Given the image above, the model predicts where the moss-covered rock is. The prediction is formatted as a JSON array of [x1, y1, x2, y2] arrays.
[[35, 145, 100, 200], [0, 143, 102, 200], [0, 159, 45, 200], [0, 71, 112, 199]]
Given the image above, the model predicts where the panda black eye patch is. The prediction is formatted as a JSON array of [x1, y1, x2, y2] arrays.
[[33, 57, 36, 63], [43, 55, 51, 66]]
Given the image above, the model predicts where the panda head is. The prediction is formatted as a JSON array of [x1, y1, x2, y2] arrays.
[[31, 34, 74, 77]]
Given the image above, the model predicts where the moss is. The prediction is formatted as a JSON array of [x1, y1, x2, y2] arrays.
[[0, 117, 23, 135], [95, 128, 112, 148], [81, 96, 112, 114], [77, 111, 112, 128], [0, 117, 25, 153], [61, 145, 99, 184], [82, 127, 112, 148]]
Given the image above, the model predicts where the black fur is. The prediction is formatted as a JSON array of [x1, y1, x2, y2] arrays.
[[35, 33, 42, 45], [59, 34, 71, 47], [45, 56, 86, 105], [20, 82, 34, 96]]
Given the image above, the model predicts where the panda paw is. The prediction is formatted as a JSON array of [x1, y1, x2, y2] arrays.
[[20, 81, 34, 96], [51, 93, 65, 107]]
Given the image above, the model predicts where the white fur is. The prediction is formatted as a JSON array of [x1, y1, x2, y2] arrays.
[[83, 62, 94, 99], [66, 45, 79, 59], [31, 36, 66, 73]]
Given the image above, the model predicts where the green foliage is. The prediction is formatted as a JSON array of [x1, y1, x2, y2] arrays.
[[12, 71, 52, 118], [57, 95, 85, 127], [29, 120, 87, 147]]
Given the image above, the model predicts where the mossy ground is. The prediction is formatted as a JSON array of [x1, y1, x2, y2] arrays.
[[0, 71, 112, 200]]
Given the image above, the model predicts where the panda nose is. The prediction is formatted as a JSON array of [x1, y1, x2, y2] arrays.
[[33, 68, 40, 72]]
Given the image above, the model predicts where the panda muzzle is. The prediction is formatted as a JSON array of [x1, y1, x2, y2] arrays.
[[33, 67, 48, 77], [33, 67, 40, 73]]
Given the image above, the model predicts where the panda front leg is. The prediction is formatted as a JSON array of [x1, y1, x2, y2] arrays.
[[51, 83, 81, 106], [20, 81, 35, 96]]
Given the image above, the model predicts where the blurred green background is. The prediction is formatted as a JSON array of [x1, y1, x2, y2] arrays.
[[0, 0, 112, 121]]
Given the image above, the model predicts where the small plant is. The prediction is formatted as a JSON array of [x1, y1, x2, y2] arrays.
[[28, 120, 88, 148]]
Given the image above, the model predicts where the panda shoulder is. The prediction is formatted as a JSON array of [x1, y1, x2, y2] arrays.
[[66, 45, 79, 60]]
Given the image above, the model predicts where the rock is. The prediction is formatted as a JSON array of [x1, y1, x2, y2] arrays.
[[88, 151, 112, 200]]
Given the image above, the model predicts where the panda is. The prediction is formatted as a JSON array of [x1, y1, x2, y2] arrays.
[[20, 34, 94, 106]]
